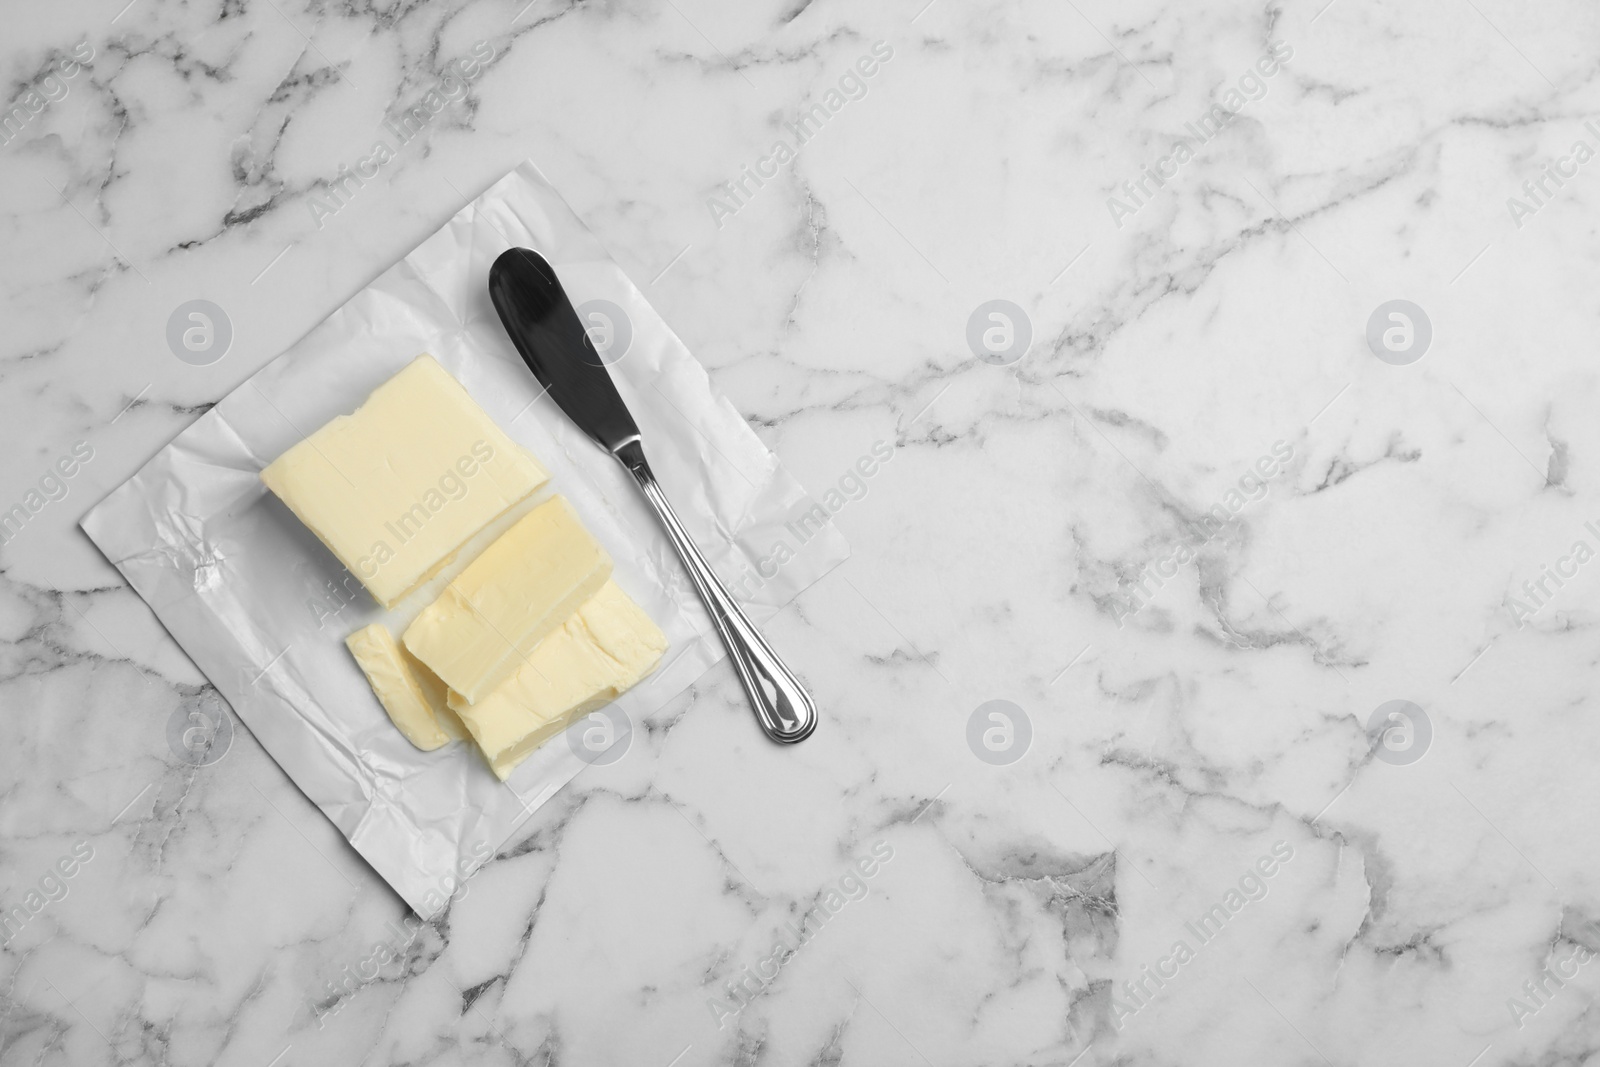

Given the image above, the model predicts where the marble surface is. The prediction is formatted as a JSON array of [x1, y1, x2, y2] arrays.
[[4, 0, 1600, 1063]]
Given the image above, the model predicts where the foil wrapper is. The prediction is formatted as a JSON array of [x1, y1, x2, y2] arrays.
[[81, 161, 849, 918]]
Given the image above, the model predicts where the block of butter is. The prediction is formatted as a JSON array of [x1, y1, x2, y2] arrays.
[[403, 495, 612, 704], [345, 623, 469, 751], [447, 580, 667, 779], [261, 355, 548, 608]]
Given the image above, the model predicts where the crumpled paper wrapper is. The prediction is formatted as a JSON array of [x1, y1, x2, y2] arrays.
[[81, 161, 849, 918]]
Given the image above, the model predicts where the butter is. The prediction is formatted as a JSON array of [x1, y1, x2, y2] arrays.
[[261, 355, 548, 608], [447, 580, 667, 778], [403, 496, 613, 704], [345, 623, 464, 751]]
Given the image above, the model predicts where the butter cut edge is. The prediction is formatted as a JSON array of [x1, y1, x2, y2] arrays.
[[401, 494, 614, 704], [446, 580, 668, 780], [346, 622, 465, 751]]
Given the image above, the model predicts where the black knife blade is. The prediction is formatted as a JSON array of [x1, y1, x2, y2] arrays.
[[488, 248, 640, 454]]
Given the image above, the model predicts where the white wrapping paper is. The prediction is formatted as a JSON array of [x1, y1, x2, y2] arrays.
[[81, 161, 849, 918]]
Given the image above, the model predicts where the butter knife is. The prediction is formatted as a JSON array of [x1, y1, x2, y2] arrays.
[[488, 248, 817, 744]]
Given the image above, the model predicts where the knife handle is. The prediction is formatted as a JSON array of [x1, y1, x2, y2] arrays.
[[613, 439, 817, 744]]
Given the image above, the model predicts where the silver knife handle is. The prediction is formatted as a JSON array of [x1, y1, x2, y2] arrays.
[[613, 439, 816, 743]]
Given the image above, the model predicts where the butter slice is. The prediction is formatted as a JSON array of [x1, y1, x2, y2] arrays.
[[346, 623, 464, 751], [261, 355, 548, 608], [403, 496, 612, 704], [447, 581, 668, 779]]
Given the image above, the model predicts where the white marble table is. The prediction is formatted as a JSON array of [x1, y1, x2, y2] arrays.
[[4, 1, 1598, 1064]]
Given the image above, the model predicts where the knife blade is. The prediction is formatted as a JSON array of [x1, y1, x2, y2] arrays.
[[488, 247, 817, 744], [487, 248, 641, 452]]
